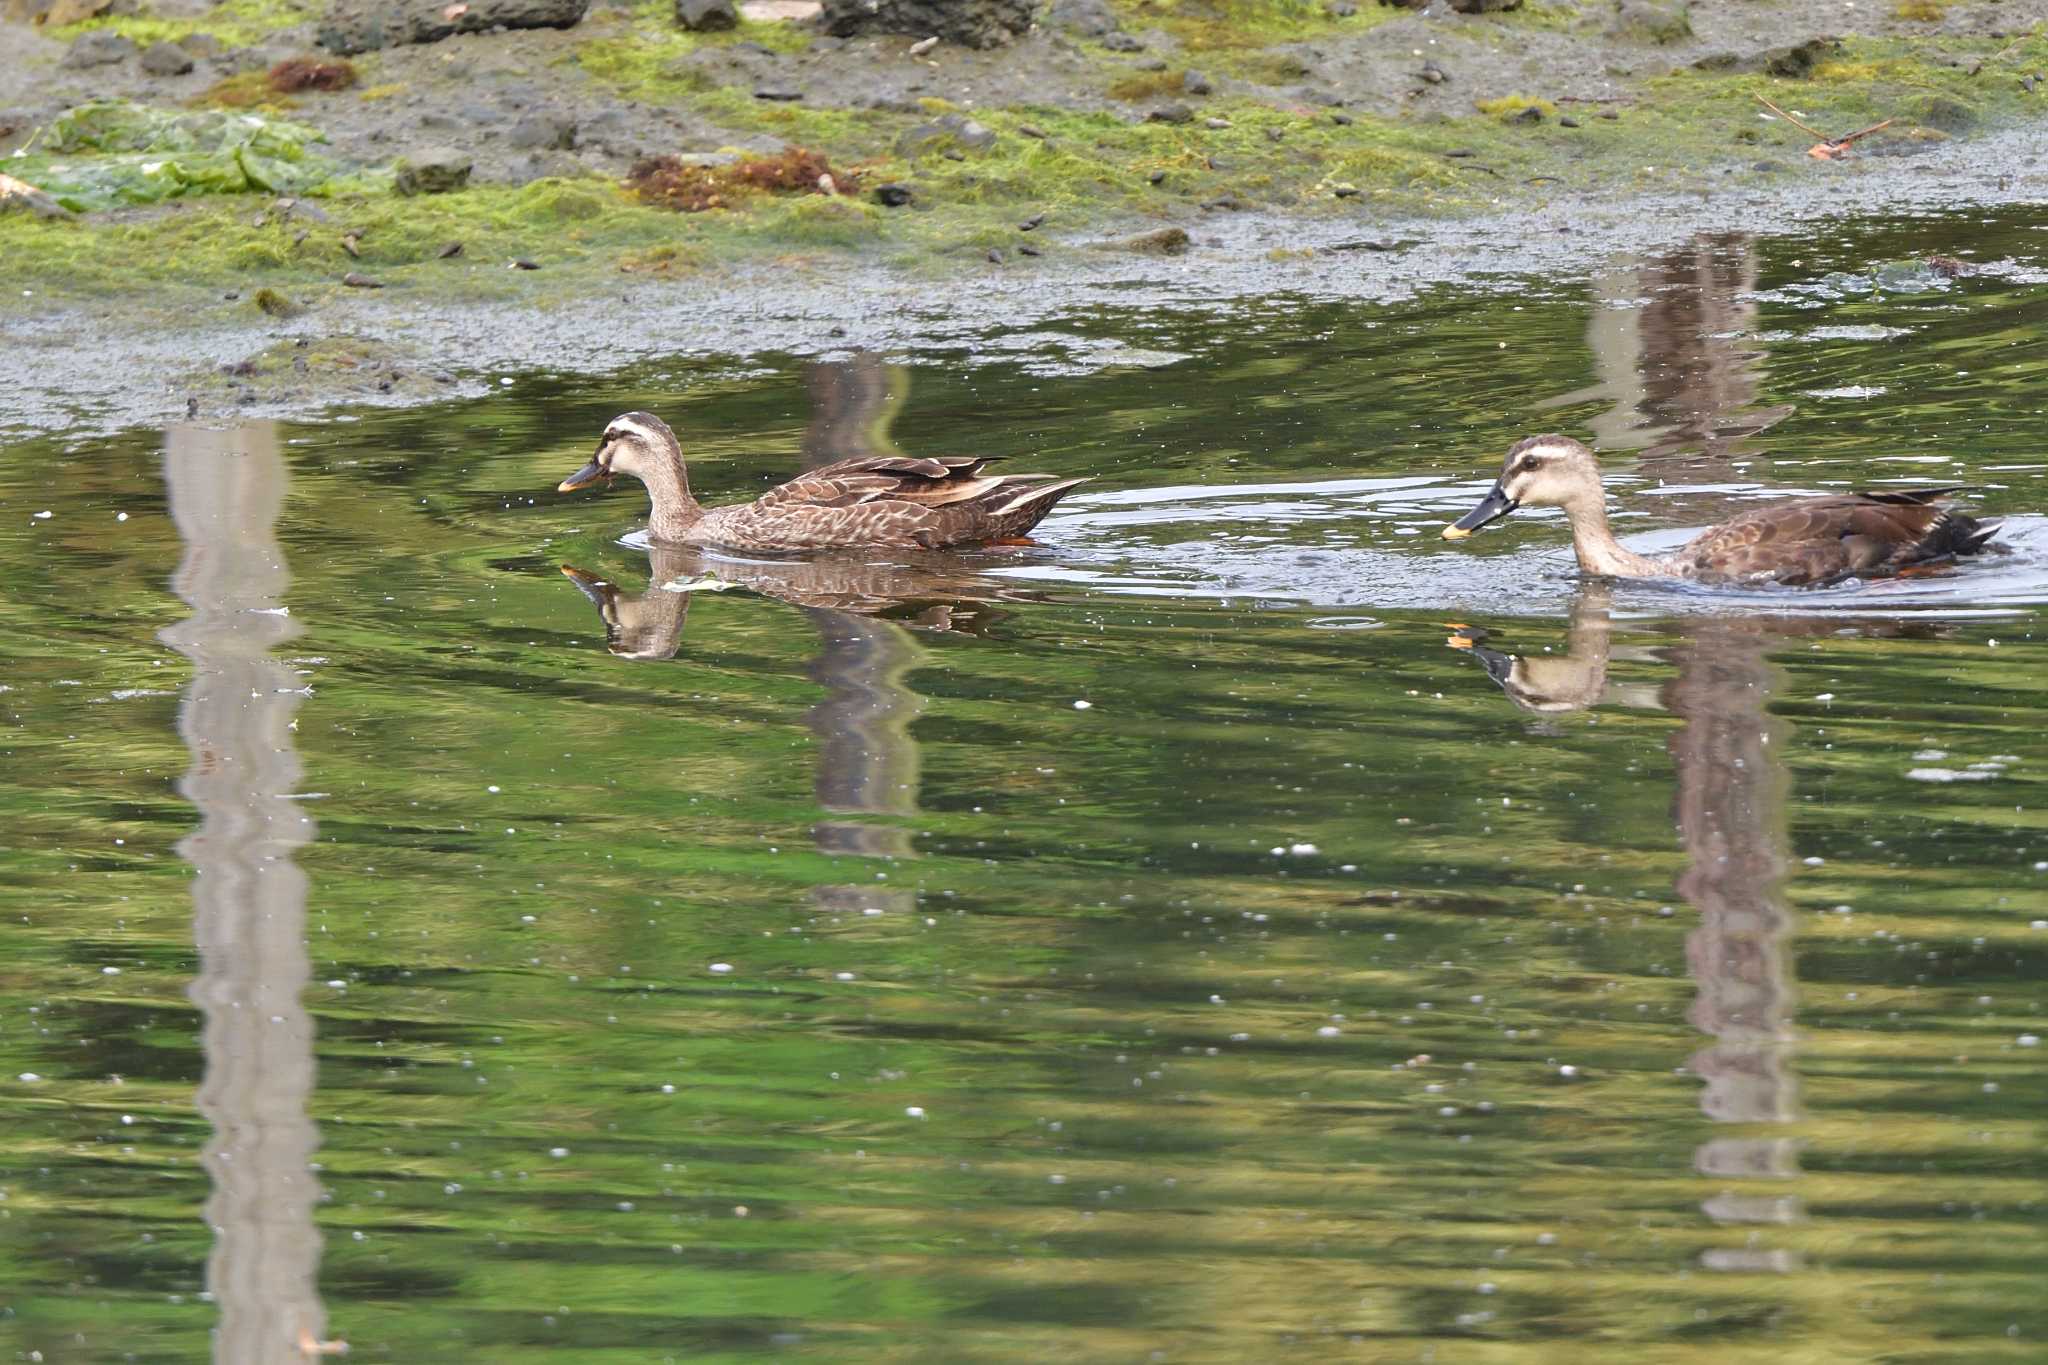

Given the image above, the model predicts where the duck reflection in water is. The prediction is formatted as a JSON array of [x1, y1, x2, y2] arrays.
[[1451, 589, 1961, 1272], [558, 354, 1006, 909]]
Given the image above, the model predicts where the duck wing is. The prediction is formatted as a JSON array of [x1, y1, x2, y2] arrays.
[[1683, 488, 1999, 585], [750, 454, 1005, 512]]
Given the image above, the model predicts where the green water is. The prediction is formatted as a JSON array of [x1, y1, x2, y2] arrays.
[[3, 214, 2047, 1363]]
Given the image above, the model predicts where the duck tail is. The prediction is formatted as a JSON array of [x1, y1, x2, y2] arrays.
[[990, 477, 1089, 539]]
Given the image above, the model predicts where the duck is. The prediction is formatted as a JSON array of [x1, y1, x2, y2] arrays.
[[1441, 434, 2000, 586], [557, 411, 1088, 554]]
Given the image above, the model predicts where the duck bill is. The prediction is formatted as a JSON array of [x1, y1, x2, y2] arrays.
[[1442, 485, 1518, 540], [557, 459, 611, 494]]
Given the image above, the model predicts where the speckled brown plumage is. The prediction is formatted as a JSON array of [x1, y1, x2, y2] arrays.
[[1444, 434, 2001, 586], [1669, 487, 1997, 585], [558, 411, 1087, 553]]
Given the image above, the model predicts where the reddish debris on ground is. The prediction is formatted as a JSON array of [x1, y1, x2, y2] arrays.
[[269, 57, 359, 93], [627, 147, 857, 212]]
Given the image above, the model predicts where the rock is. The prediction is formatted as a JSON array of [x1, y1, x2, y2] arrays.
[[1183, 69, 1212, 96], [675, 0, 736, 29], [341, 271, 384, 288], [873, 182, 914, 206], [1045, 0, 1117, 37], [898, 112, 996, 155], [438, 241, 464, 257], [318, 0, 590, 55], [754, 85, 804, 101], [818, 0, 1033, 48], [1419, 60, 1447, 84], [394, 147, 473, 195], [0, 173, 70, 220], [1146, 103, 1194, 125], [1764, 37, 1836, 79], [1200, 192, 1244, 210], [1146, 168, 1165, 184], [1099, 31, 1143, 51], [1103, 226, 1189, 255], [1018, 211, 1044, 230], [139, 41, 196, 75], [985, 247, 1003, 263], [508, 109, 576, 149], [177, 32, 226, 58], [1608, 0, 1690, 44], [1508, 104, 1543, 124], [1558, 115, 1580, 128], [61, 31, 136, 68]]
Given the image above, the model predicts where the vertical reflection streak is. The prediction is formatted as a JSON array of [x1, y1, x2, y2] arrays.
[[158, 424, 329, 1361]]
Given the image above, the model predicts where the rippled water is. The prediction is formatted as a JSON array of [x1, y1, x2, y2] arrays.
[[4, 212, 2047, 1362]]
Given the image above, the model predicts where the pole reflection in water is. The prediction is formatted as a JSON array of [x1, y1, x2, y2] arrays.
[[1451, 591, 1813, 1273], [1546, 233, 1794, 473], [798, 354, 922, 907], [157, 424, 334, 1360]]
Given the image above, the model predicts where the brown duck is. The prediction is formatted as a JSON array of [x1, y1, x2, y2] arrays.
[[1442, 434, 2000, 586], [557, 411, 1088, 553]]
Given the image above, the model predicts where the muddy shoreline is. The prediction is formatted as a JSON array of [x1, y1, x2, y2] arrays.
[[8, 115, 2048, 442], [6, 0, 2048, 438]]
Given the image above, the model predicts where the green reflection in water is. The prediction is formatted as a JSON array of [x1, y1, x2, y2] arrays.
[[1, 209, 2046, 1363]]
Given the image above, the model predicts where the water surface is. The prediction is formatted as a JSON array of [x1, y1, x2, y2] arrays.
[[2, 211, 2046, 1363]]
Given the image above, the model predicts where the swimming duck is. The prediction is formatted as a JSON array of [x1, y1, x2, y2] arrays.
[[1442, 434, 2000, 586], [558, 411, 1088, 554]]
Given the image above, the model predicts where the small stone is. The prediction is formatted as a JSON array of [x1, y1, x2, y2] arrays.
[[341, 271, 383, 288], [1018, 211, 1044, 230], [1018, 123, 1048, 139], [1103, 226, 1189, 255], [1559, 115, 1580, 128], [754, 86, 804, 101], [1200, 192, 1244, 211], [1100, 31, 1143, 51], [177, 32, 225, 58], [508, 109, 576, 150], [1598, 108, 1619, 119], [62, 31, 136, 68], [1017, 243, 1040, 256], [394, 147, 472, 195], [1419, 61, 1447, 84], [1508, 104, 1544, 124], [1328, 0, 1356, 13], [907, 35, 938, 56], [438, 241, 464, 258], [1146, 168, 1166, 184], [1333, 185, 1360, 198], [873, 182, 914, 206], [674, 0, 737, 29], [1204, 117, 1230, 130], [986, 247, 1004, 263], [1182, 69, 1212, 95], [1331, 112, 1354, 125], [1147, 103, 1194, 125], [140, 41, 196, 76], [511, 259, 541, 270], [1046, 0, 1119, 38]]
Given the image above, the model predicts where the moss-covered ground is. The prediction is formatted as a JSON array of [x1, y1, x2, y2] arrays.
[[7, 0, 2048, 306]]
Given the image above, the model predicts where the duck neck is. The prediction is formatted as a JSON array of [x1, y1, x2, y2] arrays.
[[641, 445, 705, 543], [1561, 489, 1666, 578]]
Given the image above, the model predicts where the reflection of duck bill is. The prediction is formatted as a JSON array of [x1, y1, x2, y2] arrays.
[[1442, 485, 1518, 540], [1466, 642, 1519, 686], [559, 563, 616, 608]]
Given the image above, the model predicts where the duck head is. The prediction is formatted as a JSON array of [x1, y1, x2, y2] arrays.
[[1442, 434, 1600, 539], [558, 412, 682, 495]]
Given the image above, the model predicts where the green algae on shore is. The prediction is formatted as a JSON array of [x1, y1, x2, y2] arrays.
[[7, 20, 2048, 302]]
